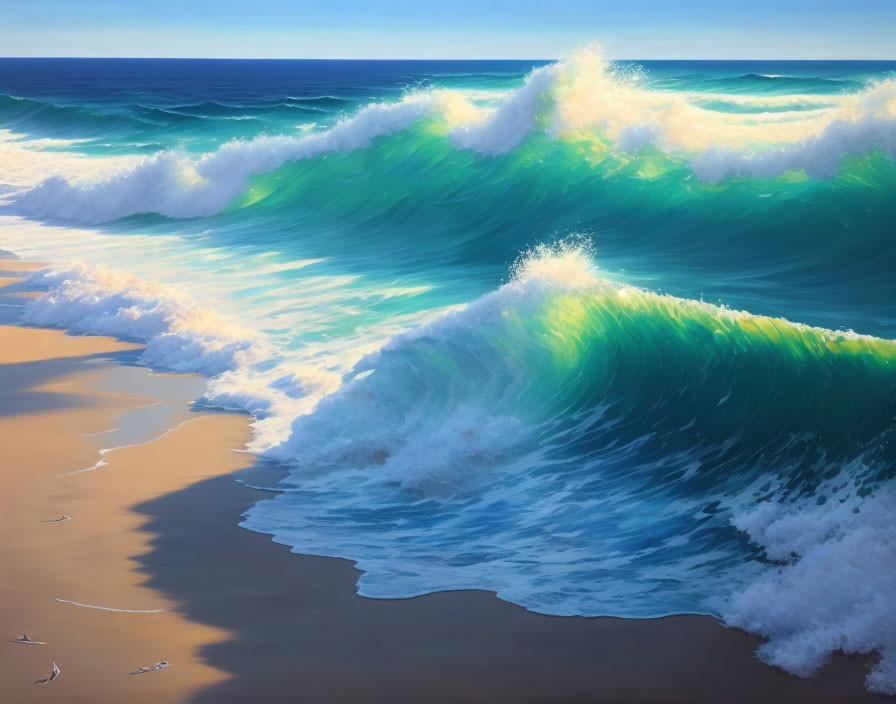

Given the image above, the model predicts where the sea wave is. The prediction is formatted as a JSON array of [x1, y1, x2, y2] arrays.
[[253, 241, 896, 690], [0, 93, 162, 136], [6, 47, 896, 224], [707, 72, 865, 93], [246, 241, 895, 690]]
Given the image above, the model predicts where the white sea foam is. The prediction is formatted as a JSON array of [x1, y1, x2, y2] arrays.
[[23, 264, 265, 376], [727, 480, 896, 693], [0, 129, 141, 191], [690, 109, 896, 182]]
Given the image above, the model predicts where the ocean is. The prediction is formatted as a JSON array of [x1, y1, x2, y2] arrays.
[[1, 49, 894, 692]]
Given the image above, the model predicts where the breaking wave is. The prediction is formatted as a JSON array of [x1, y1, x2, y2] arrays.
[[6, 47, 896, 224]]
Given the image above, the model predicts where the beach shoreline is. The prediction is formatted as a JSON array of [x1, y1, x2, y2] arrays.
[[0, 259, 256, 703], [0, 259, 887, 703]]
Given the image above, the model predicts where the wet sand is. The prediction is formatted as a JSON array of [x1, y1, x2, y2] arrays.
[[0, 261, 887, 703]]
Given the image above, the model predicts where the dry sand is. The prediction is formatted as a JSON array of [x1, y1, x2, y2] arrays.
[[0, 262, 887, 703]]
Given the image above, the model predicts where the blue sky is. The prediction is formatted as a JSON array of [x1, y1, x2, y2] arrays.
[[3, 0, 895, 59]]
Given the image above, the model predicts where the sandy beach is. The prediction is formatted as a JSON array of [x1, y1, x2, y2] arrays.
[[0, 259, 887, 703], [0, 260, 253, 703]]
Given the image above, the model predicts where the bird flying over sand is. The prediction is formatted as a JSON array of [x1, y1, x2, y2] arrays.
[[34, 662, 60, 685], [41, 515, 71, 523], [11, 635, 45, 645], [130, 661, 169, 675]]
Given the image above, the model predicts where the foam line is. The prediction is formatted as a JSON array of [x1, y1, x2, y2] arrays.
[[60, 416, 206, 477], [50, 597, 164, 613]]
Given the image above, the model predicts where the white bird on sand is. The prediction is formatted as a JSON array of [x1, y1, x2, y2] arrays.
[[34, 662, 60, 685], [41, 515, 71, 523], [130, 661, 169, 675], [11, 635, 45, 645]]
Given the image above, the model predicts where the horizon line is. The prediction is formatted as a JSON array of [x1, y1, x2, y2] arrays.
[[3, 56, 896, 62]]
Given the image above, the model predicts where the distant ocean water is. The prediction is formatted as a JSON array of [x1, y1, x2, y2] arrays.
[[1, 50, 895, 692]]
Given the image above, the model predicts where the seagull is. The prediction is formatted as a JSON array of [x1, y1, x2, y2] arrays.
[[130, 661, 168, 675], [34, 662, 60, 685], [11, 634, 45, 645], [41, 515, 71, 523]]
